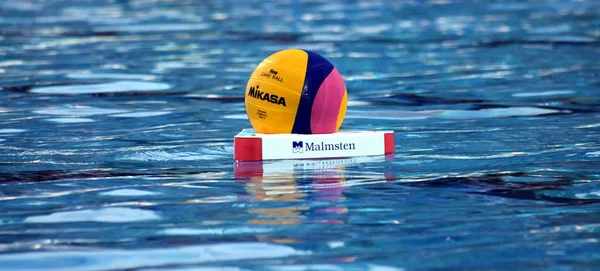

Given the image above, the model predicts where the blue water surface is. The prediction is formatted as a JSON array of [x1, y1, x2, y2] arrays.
[[1, 0, 600, 270]]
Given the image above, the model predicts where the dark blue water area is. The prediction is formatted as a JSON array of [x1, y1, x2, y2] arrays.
[[1, 0, 600, 270]]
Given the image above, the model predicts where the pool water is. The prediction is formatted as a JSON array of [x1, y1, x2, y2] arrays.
[[1, 0, 599, 270]]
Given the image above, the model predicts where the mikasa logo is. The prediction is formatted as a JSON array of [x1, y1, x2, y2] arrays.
[[292, 141, 356, 153], [248, 85, 286, 106]]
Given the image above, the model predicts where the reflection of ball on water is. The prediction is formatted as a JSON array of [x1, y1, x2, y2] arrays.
[[245, 49, 347, 134]]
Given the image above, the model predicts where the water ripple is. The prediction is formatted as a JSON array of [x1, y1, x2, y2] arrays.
[[512, 90, 576, 97], [33, 108, 127, 116], [0, 129, 26, 134], [29, 81, 171, 95], [120, 150, 227, 162], [99, 189, 160, 197], [94, 23, 212, 33], [162, 227, 272, 236], [67, 73, 158, 80], [43, 118, 95, 123], [110, 111, 171, 118], [23, 207, 160, 223], [0, 243, 309, 271]]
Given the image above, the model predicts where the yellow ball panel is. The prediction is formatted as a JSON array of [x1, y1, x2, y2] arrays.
[[336, 89, 348, 131], [246, 98, 297, 134], [245, 49, 310, 134], [262, 49, 309, 74], [247, 49, 308, 96]]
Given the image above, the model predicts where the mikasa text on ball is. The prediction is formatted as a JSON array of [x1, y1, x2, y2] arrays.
[[245, 49, 347, 134]]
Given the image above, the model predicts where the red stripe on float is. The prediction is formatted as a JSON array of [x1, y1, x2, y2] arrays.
[[234, 137, 262, 161], [384, 132, 395, 154]]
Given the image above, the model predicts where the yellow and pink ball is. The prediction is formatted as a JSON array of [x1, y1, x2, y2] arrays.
[[245, 49, 347, 134]]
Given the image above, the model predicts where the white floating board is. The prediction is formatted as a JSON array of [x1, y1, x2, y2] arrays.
[[234, 129, 394, 161]]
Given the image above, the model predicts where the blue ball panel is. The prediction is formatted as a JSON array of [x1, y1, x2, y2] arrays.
[[291, 50, 334, 134]]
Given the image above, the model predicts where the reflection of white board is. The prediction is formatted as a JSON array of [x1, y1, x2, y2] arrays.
[[234, 129, 394, 161], [236, 155, 387, 175], [234, 155, 396, 185]]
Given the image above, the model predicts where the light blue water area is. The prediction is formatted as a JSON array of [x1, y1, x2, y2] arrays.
[[1, 0, 600, 270]]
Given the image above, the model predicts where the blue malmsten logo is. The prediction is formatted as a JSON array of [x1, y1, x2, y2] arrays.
[[292, 141, 356, 153], [292, 141, 304, 153]]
